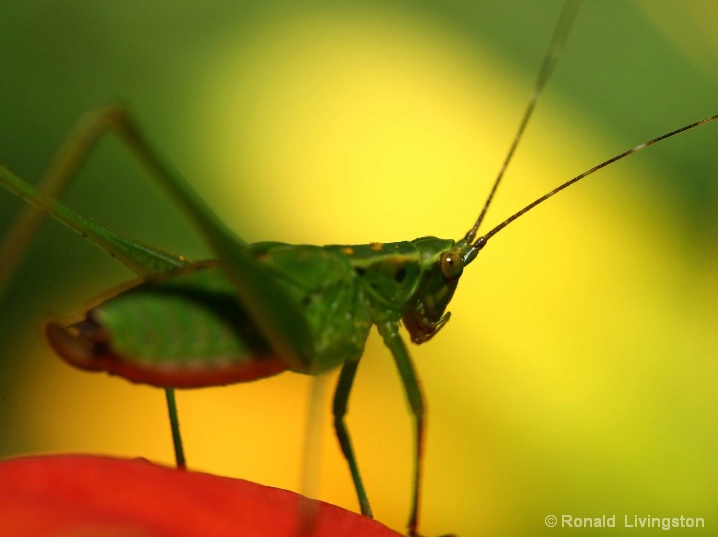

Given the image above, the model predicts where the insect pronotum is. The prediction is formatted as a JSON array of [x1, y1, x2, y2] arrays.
[[1, 1, 718, 529]]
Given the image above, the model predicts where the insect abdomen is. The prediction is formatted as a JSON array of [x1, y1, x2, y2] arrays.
[[47, 265, 288, 388]]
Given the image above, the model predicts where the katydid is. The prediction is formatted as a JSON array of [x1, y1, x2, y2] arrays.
[[1, 4, 717, 537]]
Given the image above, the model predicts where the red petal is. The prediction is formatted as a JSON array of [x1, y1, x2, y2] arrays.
[[0, 455, 403, 537]]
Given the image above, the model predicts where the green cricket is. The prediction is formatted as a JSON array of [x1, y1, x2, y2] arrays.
[[0, 2, 716, 536]]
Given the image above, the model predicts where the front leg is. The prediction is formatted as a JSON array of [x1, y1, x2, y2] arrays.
[[377, 320, 426, 537]]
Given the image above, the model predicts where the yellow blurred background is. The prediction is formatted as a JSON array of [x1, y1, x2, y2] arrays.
[[1, 1, 717, 535]]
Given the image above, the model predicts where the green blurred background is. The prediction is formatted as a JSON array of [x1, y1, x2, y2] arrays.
[[1, 1, 717, 535]]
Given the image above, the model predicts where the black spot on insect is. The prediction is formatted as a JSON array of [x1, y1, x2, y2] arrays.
[[395, 267, 407, 283]]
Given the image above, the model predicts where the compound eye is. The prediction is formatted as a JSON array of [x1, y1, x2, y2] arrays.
[[439, 252, 464, 280]]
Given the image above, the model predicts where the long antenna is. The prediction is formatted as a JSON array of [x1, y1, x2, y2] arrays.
[[464, 114, 718, 259], [463, 0, 582, 245]]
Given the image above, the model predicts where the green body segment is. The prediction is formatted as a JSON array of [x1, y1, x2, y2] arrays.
[[94, 265, 273, 365], [52, 237, 460, 386]]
